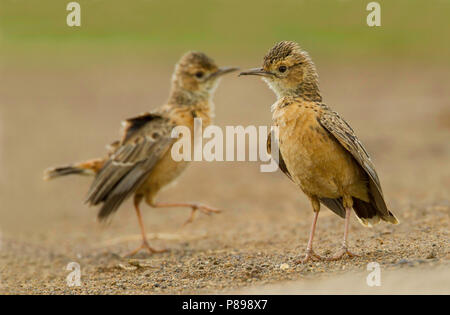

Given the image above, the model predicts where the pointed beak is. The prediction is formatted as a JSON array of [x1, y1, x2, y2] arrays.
[[239, 67, 274, 77], [208, 66, 239, 80]]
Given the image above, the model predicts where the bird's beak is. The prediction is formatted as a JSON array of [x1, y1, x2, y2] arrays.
[[239, 67, 274, 77], [208, 67, 239, 80]]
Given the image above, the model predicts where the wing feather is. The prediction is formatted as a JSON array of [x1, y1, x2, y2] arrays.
[[85, 112, 174, 220], [267, 131, 292, 181], [317, 105, 389, 215]]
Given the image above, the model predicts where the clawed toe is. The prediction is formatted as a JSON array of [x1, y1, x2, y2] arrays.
[[183, 204, 222, 226], [295, 246, 361, 263], [197, 205, 222, 215], [326, 247, 360, 261], [124, 241, 167, 257], [295, 249, 326, 264]]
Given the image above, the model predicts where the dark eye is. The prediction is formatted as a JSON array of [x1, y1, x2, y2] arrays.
[[278, 65, 287, 73], [195, 71, 204, 78]]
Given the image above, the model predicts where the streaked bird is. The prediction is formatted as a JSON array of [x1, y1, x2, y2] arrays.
[[44, 52, 238, 256], [240, 41, 398, 262]]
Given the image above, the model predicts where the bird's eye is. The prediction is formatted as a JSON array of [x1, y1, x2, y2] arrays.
[[195, 71, 204, 78], [278, 65, 287, 73]]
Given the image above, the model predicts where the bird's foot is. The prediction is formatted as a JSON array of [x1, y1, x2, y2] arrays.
[[124, 240, 167, 258], [326, 246, 360, 261], [183, 203, 222, 226], [295, 249, 326, 264]]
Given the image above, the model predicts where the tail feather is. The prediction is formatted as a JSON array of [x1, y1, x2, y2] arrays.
[[43, 158, 104, 181], [43, 166, 92, 180], [353, 197, 399, 227], [383, 210, 399, 225]]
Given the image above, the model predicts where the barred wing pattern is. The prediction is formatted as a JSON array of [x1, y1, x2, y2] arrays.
[[86, 113, 174, 220], [317, 105, 389, 216]]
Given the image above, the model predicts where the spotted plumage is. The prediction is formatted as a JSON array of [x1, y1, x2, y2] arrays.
[[86, 112, 174, 220], [241, 41, 398, 262], [44, 52, 237, 256]]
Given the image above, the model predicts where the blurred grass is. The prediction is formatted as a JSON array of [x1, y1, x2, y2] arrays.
[[0, 0, 449, 63]]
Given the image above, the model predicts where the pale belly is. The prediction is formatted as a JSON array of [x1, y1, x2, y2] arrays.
[[144, 148, 190, 194], [275, 108, 368, 201], [138, 111, 210, 202]]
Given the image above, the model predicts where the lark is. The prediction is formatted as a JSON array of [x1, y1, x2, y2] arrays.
[[240, 41, 398, 262], [44, 52, 237, 256]]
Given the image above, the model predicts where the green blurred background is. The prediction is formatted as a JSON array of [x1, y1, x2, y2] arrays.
[[1, 0, 449, 63], [0, 0, 449, 237], [1, 2, 450, 293]]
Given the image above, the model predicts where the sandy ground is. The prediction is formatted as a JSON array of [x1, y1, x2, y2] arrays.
[[234, 265, 450, 295], [0, 58, 449, 294]]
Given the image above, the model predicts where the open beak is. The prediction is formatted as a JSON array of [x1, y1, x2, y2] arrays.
[[239, 67, 274, 77], [208, 66, 239, 80]]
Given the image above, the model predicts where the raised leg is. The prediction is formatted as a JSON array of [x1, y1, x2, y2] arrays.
[[124, 196, 167, 257], [326, 207, 360, 261], [151, 202, 221, 226]]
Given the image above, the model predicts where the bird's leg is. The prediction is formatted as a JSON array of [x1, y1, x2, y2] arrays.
[[296, 211, 325, 263], [151, 202, 221, 226], [327, 207, 360, 261], [297, 198, 325, 263], [124, 197, 167, 257]]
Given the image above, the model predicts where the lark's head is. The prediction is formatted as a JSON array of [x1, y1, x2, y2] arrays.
[[170, 51, 238, 104], [240, 41, 321, 101]]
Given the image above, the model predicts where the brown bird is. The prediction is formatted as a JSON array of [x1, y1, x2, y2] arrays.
[[240, 41, 398, 262], [44, 52, 238, 256]]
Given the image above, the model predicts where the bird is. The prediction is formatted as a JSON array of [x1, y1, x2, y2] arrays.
[[240, 41, 398, 262], [44, 51, 238, 256]]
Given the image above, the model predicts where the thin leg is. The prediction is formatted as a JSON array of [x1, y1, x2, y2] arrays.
[[296, 211, 325, 263], [327, 207, 360, 261], [151, 202, 221, 226], [124, 198, 167, 257]]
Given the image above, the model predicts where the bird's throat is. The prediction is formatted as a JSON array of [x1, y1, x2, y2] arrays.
[[264, 78, 322, 102]]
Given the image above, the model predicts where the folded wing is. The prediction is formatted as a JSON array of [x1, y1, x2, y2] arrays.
[[318, 105, 398, 224], [85, 112, 174, 220]]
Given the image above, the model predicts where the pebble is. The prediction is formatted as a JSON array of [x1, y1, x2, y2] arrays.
[[118, 264, 137, 271], [280, 263, 290, 270]]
